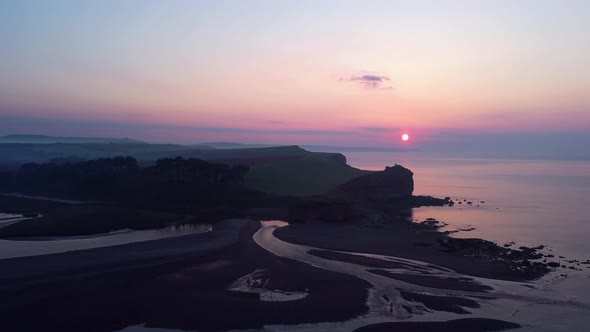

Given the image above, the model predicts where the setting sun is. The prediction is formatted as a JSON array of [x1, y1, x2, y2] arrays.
[[402, 133, 410, 141]]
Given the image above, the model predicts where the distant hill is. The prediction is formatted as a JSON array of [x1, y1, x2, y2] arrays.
[[201, 142, 276, 149], [0, 142, 213, 164], [156, 145, 368, 196], [0, 135, 146, 144], [302, 145, 409, 153], [0, 141, 368, 196], [203, 141, 409, 153]]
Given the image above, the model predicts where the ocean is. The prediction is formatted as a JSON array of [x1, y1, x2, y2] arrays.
[[344, 152, 590, 259]]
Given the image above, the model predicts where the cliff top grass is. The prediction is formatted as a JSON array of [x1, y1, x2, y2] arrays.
[[245, 154, 368, 196]]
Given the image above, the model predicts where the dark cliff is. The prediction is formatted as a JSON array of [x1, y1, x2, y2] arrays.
[[288, 165, 415, 223], [335, 164, 414, 201]]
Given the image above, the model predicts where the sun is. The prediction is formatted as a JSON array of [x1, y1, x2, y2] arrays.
[[401, 133, 410, 141]]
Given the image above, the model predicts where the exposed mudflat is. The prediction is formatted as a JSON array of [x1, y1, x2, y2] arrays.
[[353, 318, 521, 332], [0, 219, 371, 332], [2, 219, 589, 332]]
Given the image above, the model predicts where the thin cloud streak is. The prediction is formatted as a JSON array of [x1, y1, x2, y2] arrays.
[[360, 127, 399, 133], [340, 74, 392, 89]]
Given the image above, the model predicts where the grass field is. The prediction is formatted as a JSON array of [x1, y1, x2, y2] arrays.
[[245, 154, 368, 196]]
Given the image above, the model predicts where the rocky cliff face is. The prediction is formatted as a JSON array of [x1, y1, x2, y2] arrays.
[[326, 152, 348, 165], [335, 164, 414, 201], [287, 165, 451, 223]]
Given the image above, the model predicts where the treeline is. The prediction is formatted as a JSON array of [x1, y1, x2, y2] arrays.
[[0, 157, 257, 211]]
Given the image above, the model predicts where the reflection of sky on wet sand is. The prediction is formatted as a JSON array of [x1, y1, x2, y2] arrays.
[[0, 213, 36, 228], [0, 223, 211, 259], [253, 221, 590, 332], [119, 218, 590, 332]]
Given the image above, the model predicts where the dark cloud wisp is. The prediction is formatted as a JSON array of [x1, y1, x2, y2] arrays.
[[342, 74, 392, 89], [361, 127, 399, 133]]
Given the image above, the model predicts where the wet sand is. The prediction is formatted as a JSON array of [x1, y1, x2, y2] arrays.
[[0, 193, 108, 205], [2, 219, 588, 331], [0, 194, 65, 213], [255, 221, 590, 332], [0, 219, 371, 332], [0, 224, 212, 260], [353, 318, 521, 332], [367, 269, 493, 292], [275, 222, 543, 281], [398, 290, 481, 314]]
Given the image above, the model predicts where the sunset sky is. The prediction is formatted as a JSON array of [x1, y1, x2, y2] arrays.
[[1, 0, 589, 147]]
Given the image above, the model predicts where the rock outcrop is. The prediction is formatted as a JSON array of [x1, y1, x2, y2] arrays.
[[287, 164, 451, 223], [335, 164, 414, 201]]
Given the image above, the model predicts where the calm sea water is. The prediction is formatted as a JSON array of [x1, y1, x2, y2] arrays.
[[345, 152, 590, 259]]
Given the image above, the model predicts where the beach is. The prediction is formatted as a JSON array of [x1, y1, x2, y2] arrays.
[[0, 219, 370, 331], [3, 216, 588, 331]]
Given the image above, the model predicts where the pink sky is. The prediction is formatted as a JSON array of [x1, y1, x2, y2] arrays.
[[1, 1, 588, 146]]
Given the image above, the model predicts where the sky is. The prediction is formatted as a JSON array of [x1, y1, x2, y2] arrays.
[[0, 0, 589, 149]]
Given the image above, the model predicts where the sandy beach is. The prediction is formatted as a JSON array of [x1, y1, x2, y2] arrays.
[[0, 219, 370, 331], [1, 218, 589, 331], [258, 221, 590, 331]]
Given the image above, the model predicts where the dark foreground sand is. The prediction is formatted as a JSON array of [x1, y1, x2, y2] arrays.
[[0, 194, 66, 213], [0, 219, 370, 332], [275, 222, 545, 281], [0, 219, 527, 332], [354, 318, 521, 332]]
